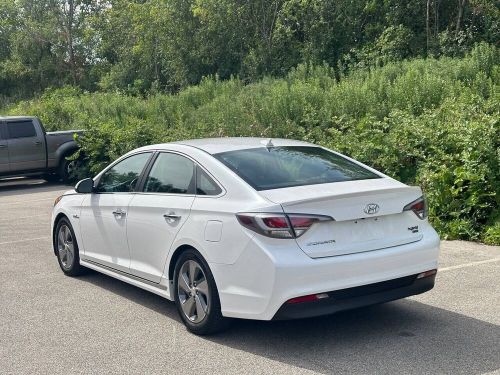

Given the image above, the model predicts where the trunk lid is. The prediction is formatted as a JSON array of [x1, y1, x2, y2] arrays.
[[260, 178, 424, 258]]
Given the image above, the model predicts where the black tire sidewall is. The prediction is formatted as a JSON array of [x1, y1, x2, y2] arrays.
[[54, 218, 81, 276], [58, 158, 72, 182], [173, 249, 227, 335]]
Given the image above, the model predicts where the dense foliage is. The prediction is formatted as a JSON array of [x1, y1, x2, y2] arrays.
[[5, 44, 499, 244], [1, 0, 499, 102]]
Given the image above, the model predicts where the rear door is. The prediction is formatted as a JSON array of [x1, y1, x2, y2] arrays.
[[6, 119, 46, 172], [0, 121, 9, 173], [127, 152, 196, 283]]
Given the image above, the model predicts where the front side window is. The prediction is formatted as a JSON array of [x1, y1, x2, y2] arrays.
[[7, 120, 37, 139], [144, 153, 195, 194], [96, 153, 151, 193], [214, 146, 380, 191]]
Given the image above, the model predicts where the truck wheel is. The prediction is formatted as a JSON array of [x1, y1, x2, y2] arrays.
[[58, 158, 78, 183], [43, 173, 60, 182]]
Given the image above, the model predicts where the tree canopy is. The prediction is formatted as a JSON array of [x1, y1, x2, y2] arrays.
[[1, 0, 498, 100]]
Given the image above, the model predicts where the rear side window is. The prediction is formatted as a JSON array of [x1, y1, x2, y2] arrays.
[[214, 146, 380, 191], [196, 166, 222, 196], [144, 153, 195, 194], [7, 120, 37, 139], [96, 153, 151, 193]]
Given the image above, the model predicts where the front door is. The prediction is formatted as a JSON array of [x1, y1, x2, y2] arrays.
[[79, 152, 152, 273], [127, 152, 196, 283], [6, 119, 46, 172]]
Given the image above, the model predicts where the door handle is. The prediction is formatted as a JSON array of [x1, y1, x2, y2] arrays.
[[0, 145, 6, 149], [163, 212, 181, 222], [112, 209, 126, 218], [34, 141, 42, 146]]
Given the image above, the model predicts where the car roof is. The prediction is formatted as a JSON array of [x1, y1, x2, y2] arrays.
[[141, 137, 315, 154]]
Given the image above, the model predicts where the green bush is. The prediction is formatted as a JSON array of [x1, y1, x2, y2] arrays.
[[3, 43, 499, 244]]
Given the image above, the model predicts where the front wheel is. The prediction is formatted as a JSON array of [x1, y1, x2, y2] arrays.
[[54, 218, 85, 276], [173, 249, 230, 335]]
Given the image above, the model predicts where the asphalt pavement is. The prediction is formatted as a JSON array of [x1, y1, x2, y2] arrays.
[[0, 178, 499, 374]]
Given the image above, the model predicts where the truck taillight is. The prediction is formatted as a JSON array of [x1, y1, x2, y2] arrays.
[[403, 196, 428, 219], [236, 213, 333, 239]]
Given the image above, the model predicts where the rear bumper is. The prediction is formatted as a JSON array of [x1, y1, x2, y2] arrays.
[[211, 225, 440, 320], [273, 272, 436, 320]]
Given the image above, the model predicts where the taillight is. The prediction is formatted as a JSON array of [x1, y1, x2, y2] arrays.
[[403, 196, 428, 219], [236, 213, 333, 239]]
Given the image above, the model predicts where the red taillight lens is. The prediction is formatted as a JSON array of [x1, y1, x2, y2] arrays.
[[289, 216, 316, 228], [236, 213, 333, 239], [403, 196, 428, 219], [237, 213, 294, 238], [289, 215, 319, 236], [262, 217, 289, 228]]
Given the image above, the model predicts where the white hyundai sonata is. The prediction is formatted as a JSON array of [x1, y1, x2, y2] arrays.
[[52, 138, 440, 334]]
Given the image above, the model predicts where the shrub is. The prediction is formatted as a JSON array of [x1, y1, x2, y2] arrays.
[[3, 43, 499, 244]]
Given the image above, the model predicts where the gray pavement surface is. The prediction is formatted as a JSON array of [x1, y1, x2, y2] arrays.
[[0, 178, 499, 374]]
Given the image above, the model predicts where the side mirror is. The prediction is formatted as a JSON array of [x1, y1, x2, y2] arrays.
[[75, 178, 94, 194]]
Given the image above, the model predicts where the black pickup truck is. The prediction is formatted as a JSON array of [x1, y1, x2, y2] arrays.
[[0, 116, 82, 182]]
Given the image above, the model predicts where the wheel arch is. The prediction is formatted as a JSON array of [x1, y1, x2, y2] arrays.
[[55, 143, 79, 166], [167, 243, 220, 293], [52, 213, 69, 255], [168, 244, 194, 281]]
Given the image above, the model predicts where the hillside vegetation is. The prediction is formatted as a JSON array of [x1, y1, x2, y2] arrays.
[[5, 43, 499, 244]]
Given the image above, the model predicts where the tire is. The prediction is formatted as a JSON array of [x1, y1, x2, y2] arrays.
[[43, 173, 60, 183], [58, 157, 78, 183], [54, 217, 85, 276], [173, 249, 230, 335]]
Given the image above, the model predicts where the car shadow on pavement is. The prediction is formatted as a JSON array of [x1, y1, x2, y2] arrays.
[[0, 178, 71, 197], [209, 300, 500, 374], [77, 270, 500, 374], [78, 270, 181, 323]]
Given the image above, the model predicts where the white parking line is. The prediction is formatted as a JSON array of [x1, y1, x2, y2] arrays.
[[439, 258, 500, 272], [0, 236, 50, 246], [0, 198, 56, 206], [0, 213, 48, 221]]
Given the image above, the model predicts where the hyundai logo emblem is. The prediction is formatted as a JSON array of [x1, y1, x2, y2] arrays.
[[364, 203, 380, 215]]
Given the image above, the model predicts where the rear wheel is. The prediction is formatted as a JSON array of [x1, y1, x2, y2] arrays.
[[58, 157, 81, 183], [43, 172, 60, 182], [173, 249, 230, 335], [55, 218, 84, 276]]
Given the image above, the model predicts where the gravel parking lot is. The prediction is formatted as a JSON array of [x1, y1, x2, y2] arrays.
[[1, 178, 499, 375]]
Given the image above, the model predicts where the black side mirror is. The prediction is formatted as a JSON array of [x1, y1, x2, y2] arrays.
[[75, 178, 94, 194]]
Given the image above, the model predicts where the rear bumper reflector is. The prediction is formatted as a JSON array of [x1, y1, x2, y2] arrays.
[[416, 269, 437, 279], [286, 293, 330, 304], [274, 271, 436, 320]]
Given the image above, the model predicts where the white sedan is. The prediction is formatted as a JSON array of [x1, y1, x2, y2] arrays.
[[52, 138, 440, 334]]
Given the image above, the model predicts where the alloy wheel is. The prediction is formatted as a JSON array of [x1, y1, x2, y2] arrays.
[[57, 225, 74, 270], [177, 260, 210, 323]]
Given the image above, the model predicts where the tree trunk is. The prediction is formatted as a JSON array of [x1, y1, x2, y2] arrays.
[[456, 0, 468, 37], [434, 0, 439, 36], [426, 0, 431, 52], [66, 0, 77, 85]]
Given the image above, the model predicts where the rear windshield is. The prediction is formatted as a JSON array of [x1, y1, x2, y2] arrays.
[[214, 146, 380, 191]]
